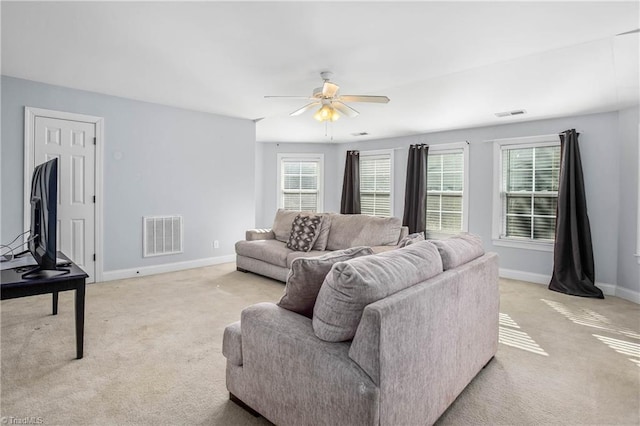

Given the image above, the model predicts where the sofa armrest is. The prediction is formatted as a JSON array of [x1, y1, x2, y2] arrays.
[[245, 229, 275, 241], [241, 302, 351, 359], [237, 303, 379, 424], [223, 321, 243, 366]]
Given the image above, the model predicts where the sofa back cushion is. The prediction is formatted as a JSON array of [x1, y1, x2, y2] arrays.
[[326, 214, 402, 250], [313, 241, 443, 342], [273, 209, 307, 242], [430, 233, 485, 270], [278, 246, 373, 318]]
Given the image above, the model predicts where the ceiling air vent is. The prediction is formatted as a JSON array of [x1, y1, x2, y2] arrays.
[[351, 132, 369, 136], [495, 110, 527, 117]]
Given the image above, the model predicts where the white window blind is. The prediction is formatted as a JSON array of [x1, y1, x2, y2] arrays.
[[427, 150, 464, 234], [279, 156, 322, 212], [360, 153, 392, 217], [500, 144, 560, 241]]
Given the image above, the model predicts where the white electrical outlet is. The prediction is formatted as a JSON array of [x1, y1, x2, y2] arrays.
[[213, 240, 220, 249]]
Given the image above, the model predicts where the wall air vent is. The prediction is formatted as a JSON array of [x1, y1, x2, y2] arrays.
[[143, 215, 183, 257], [495, 110, 527, 117]]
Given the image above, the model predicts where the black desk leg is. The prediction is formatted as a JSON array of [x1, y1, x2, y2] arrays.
[[52, 291, 59, 315], [75, 282, 86, 359]]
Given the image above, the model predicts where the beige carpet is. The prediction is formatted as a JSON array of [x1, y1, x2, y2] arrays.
[[1, 263, 639, 425]]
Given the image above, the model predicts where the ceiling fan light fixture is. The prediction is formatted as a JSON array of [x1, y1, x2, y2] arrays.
[[267, 71, 388, 123], [313, 105, 340, 122]]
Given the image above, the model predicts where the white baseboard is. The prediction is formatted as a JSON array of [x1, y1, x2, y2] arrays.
[[101, 255, 236, 282], [499, 268, 625, 300], [615, 286, 640, 304], [499, 268, 550, 285], [596, 282, 617, 297]]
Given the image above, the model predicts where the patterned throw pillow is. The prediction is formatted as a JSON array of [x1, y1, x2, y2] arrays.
[[286, 215, 323, 252]]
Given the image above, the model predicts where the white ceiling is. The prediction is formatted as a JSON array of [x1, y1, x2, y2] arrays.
[[2, 1, 639, 143]]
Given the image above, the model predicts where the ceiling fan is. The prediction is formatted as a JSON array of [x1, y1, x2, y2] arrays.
[[265, 71, 390, 122]]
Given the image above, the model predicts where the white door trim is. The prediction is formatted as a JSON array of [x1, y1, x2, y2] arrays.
[[24, 107, 105, 282]]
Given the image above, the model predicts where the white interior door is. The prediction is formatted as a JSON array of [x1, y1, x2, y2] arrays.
[[30, 115, 97, 282]]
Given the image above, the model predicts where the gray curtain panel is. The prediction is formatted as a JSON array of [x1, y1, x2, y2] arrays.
[[402, 144, 428, 234], [340, 150, 361, 214], [549, 129, 603, 299]]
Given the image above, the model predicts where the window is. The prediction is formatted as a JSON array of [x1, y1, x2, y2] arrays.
[[360, 150, 393, 217], [277, 154, 323, 212], [492, 135, 561, 250], [426, 142, 469, 237]]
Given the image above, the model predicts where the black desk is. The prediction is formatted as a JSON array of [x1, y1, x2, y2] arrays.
[[1, 252, 88, 359]]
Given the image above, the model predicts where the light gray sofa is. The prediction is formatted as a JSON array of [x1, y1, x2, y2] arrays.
[[224, 236, 499, 425], [236, 209, 409, 282]]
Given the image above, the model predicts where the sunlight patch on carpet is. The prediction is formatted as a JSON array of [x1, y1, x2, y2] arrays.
[[499, 313, 548, 356], [593, 334, 640, 367], [541, 299, 640, 340], [499, 312, 520, 328]]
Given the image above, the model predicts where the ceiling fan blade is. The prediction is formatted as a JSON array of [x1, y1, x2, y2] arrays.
[[265, 95, 315, 100], [322, 81, 340, 98], [617, 28, 640, 36], [333, 101, 359, 118], [290, 102, 320, 116], [339, 95, 390, 104]]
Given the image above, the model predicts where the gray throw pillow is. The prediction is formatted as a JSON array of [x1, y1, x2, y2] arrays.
[[278, 246, 374, 318], [286, 215, 323, 252], [430, 232, 485, 270], [397, 232, 425, 248], [312, 213, 332, 251], [313, 241, 443, 342]]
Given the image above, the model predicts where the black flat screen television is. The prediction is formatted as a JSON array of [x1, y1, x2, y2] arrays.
[[23, 158, 66, 279]]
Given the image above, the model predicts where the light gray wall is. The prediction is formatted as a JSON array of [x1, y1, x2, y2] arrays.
[[255, 142, 339, 228], [1, 76, 256, 272], [257, 111, 633, 290], [338, 112, 623, 288], [616, 107, 640, 294]]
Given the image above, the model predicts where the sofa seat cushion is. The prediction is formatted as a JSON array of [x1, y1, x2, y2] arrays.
[[279, 247, 374, 318], [235, 239, 291, 268], [430, 233, 485, 270], [313, 241, 443, 342], [326, 214, 402, 250]]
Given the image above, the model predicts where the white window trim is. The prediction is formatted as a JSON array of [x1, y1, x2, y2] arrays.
[[492, 134, 561, 251], [276, 153, 324, 212], [359, 149, 394, 217], [426, 141, 470, 238]]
